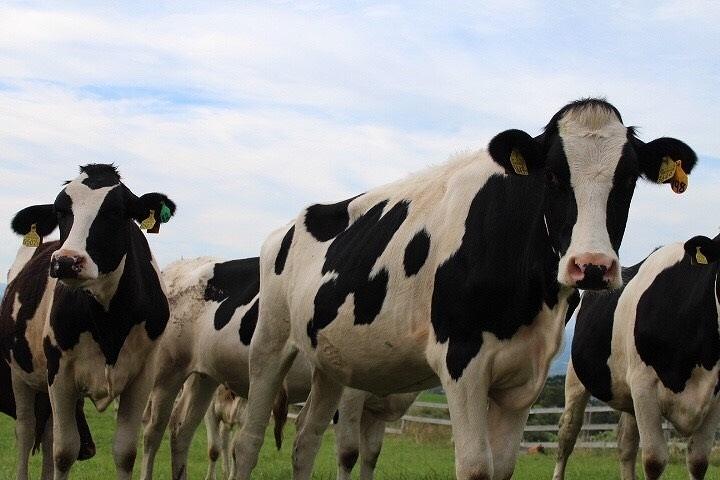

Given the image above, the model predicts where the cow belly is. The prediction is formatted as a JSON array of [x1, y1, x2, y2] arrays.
[[658, 366, 720, 435]]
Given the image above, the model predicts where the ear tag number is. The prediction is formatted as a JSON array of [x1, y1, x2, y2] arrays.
[[140, 210, 156, 230], [510, 149, 529, 176], [657, 157, 677, 183], [695, 246, 708, 265], [671, 160, 688, 194], [22, 224, 42, 247]]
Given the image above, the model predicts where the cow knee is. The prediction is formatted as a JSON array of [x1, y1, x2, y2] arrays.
[[643, 455, 666, 480], [688, 457, 709, 479], [118, 450, 136, 473], [340, 449, 359, 471], [364, 450, 380, 470], [54, 452, 75, 473]]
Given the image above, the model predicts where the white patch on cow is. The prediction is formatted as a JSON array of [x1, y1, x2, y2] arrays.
[[85, 255, 126, 311], [7, 245, 36, 284], [55, 175, 117, 280], [556, 106, 628, 288]]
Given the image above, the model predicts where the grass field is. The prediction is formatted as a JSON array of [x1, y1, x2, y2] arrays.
[[0, 406, 718, 479]]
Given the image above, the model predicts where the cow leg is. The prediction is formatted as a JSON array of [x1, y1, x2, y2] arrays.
[[487, 400, 530, 480], [40, 415, 54, 480], [204, 406, 221, 480], [358, 408, 388, 480], [170, 374, 218, 480], [442, 370, 492, 480], [686, 397, 720, 480], [292, 368, 344, 480], [49, 376, 81, 480], [220, 421, 233, 479], [140, 367, 189, 480], [552, 362, 590, 480], [617, 413, 639, 480], [11, 374, 37, 480], [114, 368, 155, 480], [631, 387, 668, 480], [334, 389, 364, 480]]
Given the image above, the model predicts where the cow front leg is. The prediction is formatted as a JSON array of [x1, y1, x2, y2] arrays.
[[334, 389, 364, 480], [140, 366, 189, 480], [11, 373, 38, 480], [616, 412, 639, 480], [40, 414, 54, 480], [204, 404, 221, 480], [114, 366, 155, 480], [631, 385, 668, 480], [552, 362, 590, 480], [170, 373, 218, 480], [48, 376, 80, 480], [293, 368, 344, 480], [358, 407, 388, 480], [686, 397, 720, 480], [487, 400, 530, 480]]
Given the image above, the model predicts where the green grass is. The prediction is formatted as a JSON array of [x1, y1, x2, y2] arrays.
[[0, 406, 717, 479]]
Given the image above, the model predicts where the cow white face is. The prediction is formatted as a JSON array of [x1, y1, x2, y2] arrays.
[[11, 164, 176, 289], [489, 99, 697, 290]]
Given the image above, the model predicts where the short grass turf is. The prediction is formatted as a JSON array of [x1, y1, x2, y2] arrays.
[[0, 406, 717, 479]]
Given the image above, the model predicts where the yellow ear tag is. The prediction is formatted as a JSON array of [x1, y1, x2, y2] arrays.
[[695, 246, 708, 265], [510, 149, 529, 176], [22, 224, 42, 247], [140, 210, 156, 230], [671, 160, 688, 194], [657, 157, 677, 183]]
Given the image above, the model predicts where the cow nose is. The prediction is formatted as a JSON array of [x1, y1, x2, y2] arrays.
[[50, 255, 83, 279], [567, 253, 616, 289]]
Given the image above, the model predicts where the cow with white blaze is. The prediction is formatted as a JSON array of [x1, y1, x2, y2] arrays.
[[140, 256, 418, 480], [554, 235, 720, 480], [232, 99, 698, 480], [0, 164, 176, 479]]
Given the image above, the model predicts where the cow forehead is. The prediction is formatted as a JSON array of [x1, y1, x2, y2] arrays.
[[62, 175, 119, 209]]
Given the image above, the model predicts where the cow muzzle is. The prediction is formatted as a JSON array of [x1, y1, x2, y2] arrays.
[[565, 253, 618, 290], [50, 251, 94, 281]]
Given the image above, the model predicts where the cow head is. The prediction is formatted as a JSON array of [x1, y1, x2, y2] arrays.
[[11, 164, 176, 288], [684, 235, 720, 266], [489, 98, 697, 290]]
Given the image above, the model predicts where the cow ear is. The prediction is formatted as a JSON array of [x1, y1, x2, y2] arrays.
[[131, 193, 177, 225], [488, 129, 543, 176], [637, 137, 697, 192], [684, 236, 720, 265], [11, 204, 57, 237]]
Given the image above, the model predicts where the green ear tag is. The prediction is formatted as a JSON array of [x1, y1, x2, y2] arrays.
[[159, 203, 172, 223], [695, 246, 708, 265], [510, 149, 529, 175], [140, 210, 156, 230], [22, 224, 42, 247]]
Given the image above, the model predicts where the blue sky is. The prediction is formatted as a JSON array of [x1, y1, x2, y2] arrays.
[[0, 1, 719, 272]]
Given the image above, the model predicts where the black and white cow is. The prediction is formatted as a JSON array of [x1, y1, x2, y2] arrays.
[[232, 99, 698, 480], [141, 256, 418, 480], [0, 164, 176, 479], [554, 236, 720, 480]]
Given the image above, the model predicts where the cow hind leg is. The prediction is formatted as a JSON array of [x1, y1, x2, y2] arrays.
[[40, 415, 53, 480], [631, 387, 668, 480], [204, 406, 221, 480], [11, 375, 37, 480], [292, 369, 344, 480], [170, 374, 218, 480], [334, 389, 364, 480], [552, 363, 591, 480], [488, 401, 531, 480], [358, 408, 388, 480], [617, 413, 639, 480], [686, 398, 720, 480]]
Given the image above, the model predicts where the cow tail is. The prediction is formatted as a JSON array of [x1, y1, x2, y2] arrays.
[[32, 392, 52, 455], [272, 384, 289, 450]]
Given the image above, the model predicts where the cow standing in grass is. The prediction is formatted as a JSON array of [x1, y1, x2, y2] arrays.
[[232, 99, 698, 480], [0, 164, 176, 479], [141, 256, 417, 480], [554, 236, 720, 480]]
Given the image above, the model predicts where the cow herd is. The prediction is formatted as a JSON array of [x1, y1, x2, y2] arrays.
[[0, 98, 717, 480]]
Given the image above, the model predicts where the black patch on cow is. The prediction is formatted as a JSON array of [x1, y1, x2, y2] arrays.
[[43, 336, 62, 386], [275, 225, 294, 275], [307, 199, 409, 347], [239, 299, 259, 346], [0, 242, 57, 374], [85, 186, 133, 274], [204, 258, 260, 331], [605, 141, 640, 252], [572, 261, 644, 402], [48, 226, 169, 366], [565, 289, 580, 325], [304, 194, 362, 242], [431, 174, 561, 380], [634, 255, 720, 393], [403, 229, 430, 276], [0, 357, 16, 418], [79, 164, 121, 189]]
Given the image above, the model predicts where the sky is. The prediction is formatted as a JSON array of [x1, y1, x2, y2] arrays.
[[1, 0, 719, 274]]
